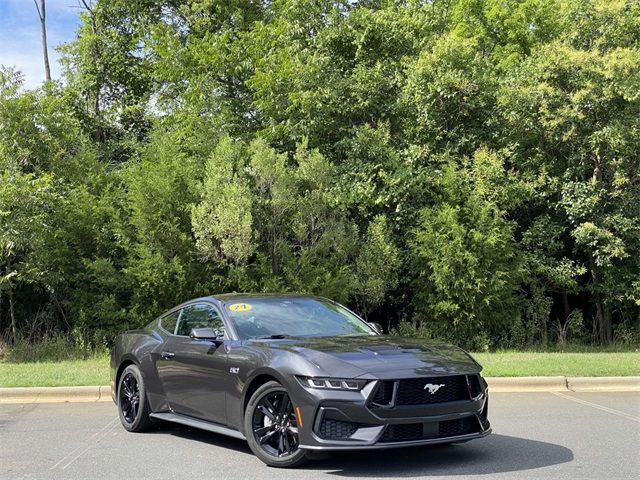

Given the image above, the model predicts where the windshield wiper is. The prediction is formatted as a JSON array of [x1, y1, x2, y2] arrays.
[[255, 334, 289, 339]]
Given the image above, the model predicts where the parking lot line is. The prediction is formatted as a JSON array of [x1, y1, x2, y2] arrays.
[[61, 419, 120, 470], [49, 416, 119, 470], [551, 392, 640, 423]]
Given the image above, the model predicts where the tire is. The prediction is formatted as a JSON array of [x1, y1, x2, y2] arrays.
[[244, 380, 308, 468], [117, 364, 153, 432]]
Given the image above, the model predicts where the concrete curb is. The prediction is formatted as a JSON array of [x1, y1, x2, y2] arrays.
[[0, 385, 111, 404], [1, 377, 639, 404], [486, 376, 568, 392], [566, 376, 640, 392], [486, 376, 640, 392]]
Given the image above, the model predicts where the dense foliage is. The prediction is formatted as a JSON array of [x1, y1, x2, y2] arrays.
[[1, 0, 638, 349]]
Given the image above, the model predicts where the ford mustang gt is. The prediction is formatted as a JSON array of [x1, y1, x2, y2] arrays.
[[111, 294, 490, 467]]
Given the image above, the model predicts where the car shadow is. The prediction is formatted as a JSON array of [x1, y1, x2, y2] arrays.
[[144, 424, 573, 476], [305, 434, 574, 477], [145, 421, 254, 455]]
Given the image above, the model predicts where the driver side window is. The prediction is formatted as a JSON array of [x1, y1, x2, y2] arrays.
[[176, 303, 224, 337]]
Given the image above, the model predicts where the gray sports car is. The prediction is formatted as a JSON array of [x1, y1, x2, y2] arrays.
[[111, 294, 491, 467]]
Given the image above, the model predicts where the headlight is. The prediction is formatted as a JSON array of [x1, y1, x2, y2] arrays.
[[297, 376, 368, 391]]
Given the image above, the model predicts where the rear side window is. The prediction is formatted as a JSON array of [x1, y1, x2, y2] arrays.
[[176, 304, 224, 337], [160, 310, 180, 334]]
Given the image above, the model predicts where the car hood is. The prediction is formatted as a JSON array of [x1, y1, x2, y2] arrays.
[[262, 335, 481, 379]]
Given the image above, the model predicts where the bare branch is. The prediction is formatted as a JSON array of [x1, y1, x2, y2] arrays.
[[33, 0, 43, 20], [34, 0, 51, 81], [80, 0, 94, 14]]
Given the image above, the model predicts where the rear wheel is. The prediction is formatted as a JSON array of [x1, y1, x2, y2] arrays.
[[244, 381, 308, 468], [117, 364, 152, 432]]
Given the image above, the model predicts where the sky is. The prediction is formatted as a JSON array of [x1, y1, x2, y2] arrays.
[[0, 0, 82, 89]]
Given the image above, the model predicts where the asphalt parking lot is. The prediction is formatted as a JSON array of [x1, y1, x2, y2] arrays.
[[1, 392, 638, 480]]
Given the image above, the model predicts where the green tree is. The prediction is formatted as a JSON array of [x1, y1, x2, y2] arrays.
[[498, 40, 640, 343], [412, 151, 523, 348], [352, 215, 400, 320], [1, 0, 639, 348], [0, 166, 55, 342], [192, 136, 254, 266]]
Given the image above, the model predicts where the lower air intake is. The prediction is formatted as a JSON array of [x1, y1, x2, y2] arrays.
[[318, 418, 362, 440], [378, 416, 480, 443]]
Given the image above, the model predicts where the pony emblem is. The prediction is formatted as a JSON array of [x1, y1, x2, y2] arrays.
[[423, 383, 445, 394]]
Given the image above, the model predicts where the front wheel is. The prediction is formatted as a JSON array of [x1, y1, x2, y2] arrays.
[[244, 381, 308, 468]]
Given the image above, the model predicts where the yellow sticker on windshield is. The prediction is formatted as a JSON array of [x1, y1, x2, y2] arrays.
[[229, 303, 252, 312]]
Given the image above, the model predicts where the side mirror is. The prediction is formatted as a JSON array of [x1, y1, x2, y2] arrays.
[[368, 322, 384, 334], [190, 327, 224, 343]]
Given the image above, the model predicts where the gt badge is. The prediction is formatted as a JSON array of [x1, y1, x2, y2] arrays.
[[230, 367, 240, 374], [424, 383, 445, 394]]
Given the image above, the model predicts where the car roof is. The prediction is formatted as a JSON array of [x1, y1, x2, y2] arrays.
[[212, 293, 320, 303], [162, 293, 326, 315]]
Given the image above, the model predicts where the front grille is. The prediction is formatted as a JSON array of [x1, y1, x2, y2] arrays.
[[395, 375, 469, 405], [378, 416, 479, 443], [318, 418, 361, 440]]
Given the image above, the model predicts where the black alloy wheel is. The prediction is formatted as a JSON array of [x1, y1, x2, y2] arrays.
[[119, 372, 140, 423], [117, 364, 152, 432], [253, 390, 298, 457], [245, 381, 308, 467]]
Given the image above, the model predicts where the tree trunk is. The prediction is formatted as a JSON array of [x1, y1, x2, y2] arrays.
[[602, 304, 613, 344], [558, 289, 571, 346], [589, 155, 611, 344], [81, 2, 102, 116], [589, 257, 611, 345], [593, 292, 603, 343], [593, 293, 612, 345], [271, 228, 280, 276], [561, 290, 571, 320], [8, 285, 16, 344], [34, 0, 51, 82]]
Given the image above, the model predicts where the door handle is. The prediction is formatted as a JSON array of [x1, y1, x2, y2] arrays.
[[161, 351, 175, 360]]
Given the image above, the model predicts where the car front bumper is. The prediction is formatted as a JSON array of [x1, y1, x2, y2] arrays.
[[291, 374, 491, 451]]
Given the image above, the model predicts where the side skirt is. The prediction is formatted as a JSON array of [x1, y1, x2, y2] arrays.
[[150, 412, 246, 441]]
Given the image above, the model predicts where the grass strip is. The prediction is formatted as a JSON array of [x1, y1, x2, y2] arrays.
[[0, 356, 110, 387], [475, 351, 640, 377], [1, 351, 638, 387]]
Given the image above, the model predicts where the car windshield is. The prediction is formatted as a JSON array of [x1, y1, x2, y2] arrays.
[[223, 297, 376, 339]]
